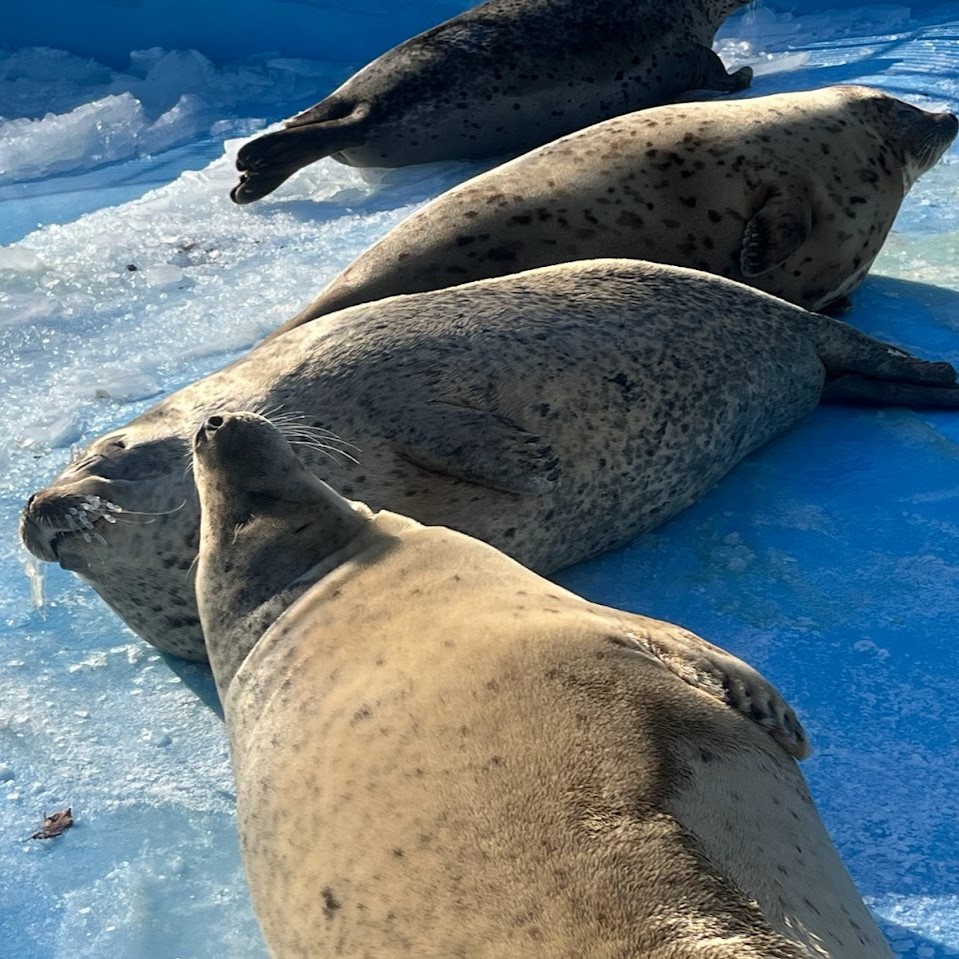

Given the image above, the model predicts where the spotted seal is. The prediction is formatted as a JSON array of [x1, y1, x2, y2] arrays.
[[269, 85, 957, 332], [20, 260, 959, 660], [190, 409, 892, 959], [230, 0, 754, 203]]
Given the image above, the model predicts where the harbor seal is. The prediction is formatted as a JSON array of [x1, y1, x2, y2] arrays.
[[231, 0, 754, 203], [270, 85, 957, 331], [20, 259, 959, 660], [191, 410, 892, 959]]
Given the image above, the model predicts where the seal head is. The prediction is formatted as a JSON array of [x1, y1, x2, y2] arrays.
[[192, 411, 370, 694]]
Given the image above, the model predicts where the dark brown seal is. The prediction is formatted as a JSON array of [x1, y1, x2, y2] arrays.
[[231, 0, 753, 203]]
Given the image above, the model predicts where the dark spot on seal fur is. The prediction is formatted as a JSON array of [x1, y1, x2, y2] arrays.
[[322, 888, 341, 919]]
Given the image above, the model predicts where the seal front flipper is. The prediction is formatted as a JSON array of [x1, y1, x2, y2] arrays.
[[740, 179, 813, 276], [617, 623, 809, 760], [231, 101, 371, 204], [389, 401, 559, 495]]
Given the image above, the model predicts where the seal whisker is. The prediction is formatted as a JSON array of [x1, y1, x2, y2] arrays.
[[288, 437, 361, 466], [274, 423, 361, 451], [108, 500, 189, 520], [251, 401, 293, 421], [254, 406, 360, 452], [281, 433, 360, 455]]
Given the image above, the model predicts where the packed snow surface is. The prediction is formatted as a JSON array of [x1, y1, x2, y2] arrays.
[[1, 2, 959, 957]]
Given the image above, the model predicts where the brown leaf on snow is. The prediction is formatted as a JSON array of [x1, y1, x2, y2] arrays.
[[28, 807, 74, 841]]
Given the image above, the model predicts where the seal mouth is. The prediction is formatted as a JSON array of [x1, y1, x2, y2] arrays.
[[20, 489, 124, 566]]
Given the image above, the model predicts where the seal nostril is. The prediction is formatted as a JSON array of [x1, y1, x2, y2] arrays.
[[206, 415, 225, 431]]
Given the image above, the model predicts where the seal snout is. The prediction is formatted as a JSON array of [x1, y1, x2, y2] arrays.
[[20, 481, 123, 566], [938, 110, 959, 139], [193, 412, 279, 465]]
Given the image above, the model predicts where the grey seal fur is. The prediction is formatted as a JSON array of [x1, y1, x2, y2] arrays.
[[191, 410, 892, 959], [20, 259, 959, 660], [270, 85, 957, 331], [231, 0, 753, 203]]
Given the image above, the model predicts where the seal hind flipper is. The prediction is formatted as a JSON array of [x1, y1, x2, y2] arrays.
[[231, 102, 371, 204], [823, 374, 959, 408], [617, 624, 809, 759], [740, 181, 814, 276], [809, 312, 959, 407], [390, 401, 559, 495]]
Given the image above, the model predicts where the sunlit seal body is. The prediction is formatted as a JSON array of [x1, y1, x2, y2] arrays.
[[231, 0, 754, 203], [191, 410, 892, 959], [20, 260, 959, 660], [271, 85, 957, 332]]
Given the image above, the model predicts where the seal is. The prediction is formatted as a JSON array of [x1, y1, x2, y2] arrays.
[[20, 259, 959, 660], [230, 0, 754, 203], [269, 84, 958, 331], [191, 410, 892, 959]]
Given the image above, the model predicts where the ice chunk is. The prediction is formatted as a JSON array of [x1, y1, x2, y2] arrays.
[[0, 92, 145, 183]]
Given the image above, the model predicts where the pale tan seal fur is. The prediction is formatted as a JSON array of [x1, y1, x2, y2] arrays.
[[20, 260, 959, 661], [192, 410, 892, 959], [271, 85, 957, 332], [231, 0, 753, 203]]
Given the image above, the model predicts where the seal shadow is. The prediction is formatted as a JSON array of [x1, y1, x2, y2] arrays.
[[244, 157, 491, 227], [842, 273, 959, 364], [160, 652, 224, 719], [741, 18, 959, 97], [748, 56, 903, 96]]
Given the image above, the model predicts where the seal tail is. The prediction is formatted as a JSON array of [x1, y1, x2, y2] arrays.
[[231, 101, 371, 204]]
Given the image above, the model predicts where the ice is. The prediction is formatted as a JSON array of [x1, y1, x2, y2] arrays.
[[2, 1, 959, 957], [0, 45, 351, 189]]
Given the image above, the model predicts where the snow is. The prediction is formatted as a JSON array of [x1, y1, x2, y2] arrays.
[[2, 1, 959, 956]]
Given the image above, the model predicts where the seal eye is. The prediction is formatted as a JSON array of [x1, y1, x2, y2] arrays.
[[205, 415, 225, 431]]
